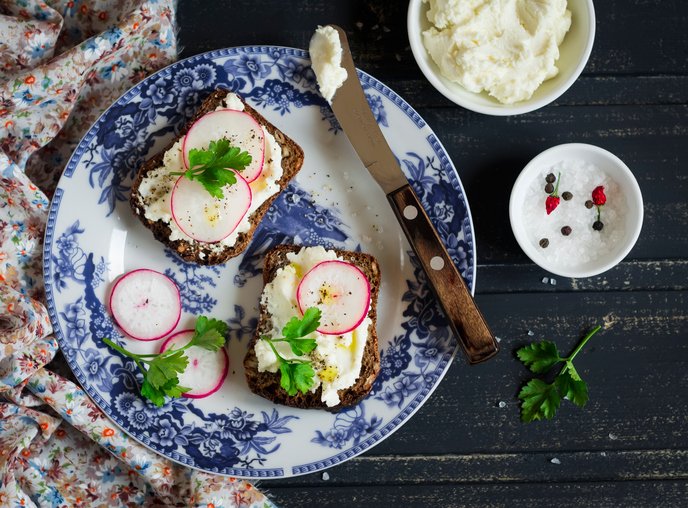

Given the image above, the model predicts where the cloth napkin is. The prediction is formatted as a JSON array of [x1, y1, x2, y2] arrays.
[[0, 1, 274, 506]]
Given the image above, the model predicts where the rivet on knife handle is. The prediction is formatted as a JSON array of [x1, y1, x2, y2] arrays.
[[388, 184, 499, 364]]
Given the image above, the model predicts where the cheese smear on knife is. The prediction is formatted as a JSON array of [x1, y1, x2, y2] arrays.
[[422, 0, 571, 104], [309, 25, 348, 104], [255, 246, 372, 407], [137, 93, 283, 253]]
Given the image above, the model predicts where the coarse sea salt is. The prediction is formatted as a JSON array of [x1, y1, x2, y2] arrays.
[[523, 159, 628, 268]]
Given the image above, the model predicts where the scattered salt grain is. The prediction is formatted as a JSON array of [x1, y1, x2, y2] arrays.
[[322, 472, 330, 481], [550, 278, 557, 286], [527, 330, 535, 337], [601, 451, 607, 457], [498, 401, 506, 408], [541, 277, 549, 284], [550, 458, 561, 465], [608, 432, 618, 440], [495, 336, 502, 343], [523, 159, 628, 268]]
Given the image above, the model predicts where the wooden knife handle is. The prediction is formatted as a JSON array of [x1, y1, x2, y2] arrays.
[[388, 184, 499, 364]]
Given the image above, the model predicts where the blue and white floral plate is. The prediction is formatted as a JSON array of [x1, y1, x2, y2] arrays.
[[44, 47, 475, 478]]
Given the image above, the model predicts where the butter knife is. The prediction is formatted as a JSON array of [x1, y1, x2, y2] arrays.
[[318, 25, 499, 364]]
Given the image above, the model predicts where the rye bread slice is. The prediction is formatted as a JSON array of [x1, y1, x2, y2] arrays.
[[129, 89, 304, 265], [243, 245, 381, 412]]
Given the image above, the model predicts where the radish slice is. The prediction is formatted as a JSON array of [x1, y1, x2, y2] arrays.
[[109, 269, 181, 341], [182, 110, 265, 183], [159, 329, 229, 398], [296, 260, 371, 335], [171, 172, 252, 243]]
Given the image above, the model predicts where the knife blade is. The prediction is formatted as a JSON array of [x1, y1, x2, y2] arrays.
[[319, 25, 499, 364]]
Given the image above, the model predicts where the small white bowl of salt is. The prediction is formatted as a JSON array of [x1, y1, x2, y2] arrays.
[[510, 144, 643, 278]]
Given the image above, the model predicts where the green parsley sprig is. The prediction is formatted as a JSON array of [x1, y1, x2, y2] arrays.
[[172, 137, 252, 198], [103, 316, 227, 407], [517, 325, 602, 423], [261, 307, 321, 396]]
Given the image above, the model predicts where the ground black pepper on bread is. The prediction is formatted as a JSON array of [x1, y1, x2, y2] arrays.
[[243, 245, 381, 412], [129, 89, 304, 265]]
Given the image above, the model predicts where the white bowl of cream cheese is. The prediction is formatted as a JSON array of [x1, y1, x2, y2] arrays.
[[408, 0, 596, 116]]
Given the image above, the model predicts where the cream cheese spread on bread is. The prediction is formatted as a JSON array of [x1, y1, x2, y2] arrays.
[[137, 93, 283, 253], [255, 246, 371, 407]]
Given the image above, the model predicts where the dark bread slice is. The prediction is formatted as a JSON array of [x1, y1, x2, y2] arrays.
[[243, 245, 381, 412], [129, 89, 305, 265]]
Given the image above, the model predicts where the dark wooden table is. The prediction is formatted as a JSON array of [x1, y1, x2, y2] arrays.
[[177, 1, 688, 506]]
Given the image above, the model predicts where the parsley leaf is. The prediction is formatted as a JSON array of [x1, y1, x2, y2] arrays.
[[555, 363, 589, 407], [173, 138, 252, 199], [516, 340, 562, 374], [279, 363, 295, 395], [103, 315, 227, 406], [519, 378, 561, 422], [141, 378, 191, 408], [146, 349, 188, 388], [262, 307, 321, 396], [278, 362, 316, 397], [516, 325, 601, 423], [284, 336, 318, 357], [292, 362, 316, 394], [192, 316, 228, 352], [283, 307, 321, 339], [140, 379, 166, 407]]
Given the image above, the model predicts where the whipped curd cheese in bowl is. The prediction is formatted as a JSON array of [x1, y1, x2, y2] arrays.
[[408, 0, 596, 115]]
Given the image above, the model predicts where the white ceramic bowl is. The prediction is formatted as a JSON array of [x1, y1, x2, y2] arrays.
[[509, 144, 643, 278], [407, 0, 596, 116]]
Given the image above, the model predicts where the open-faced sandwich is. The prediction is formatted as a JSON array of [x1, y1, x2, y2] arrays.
[[130, 89, 304, 265], [244, 245, 381, 411]]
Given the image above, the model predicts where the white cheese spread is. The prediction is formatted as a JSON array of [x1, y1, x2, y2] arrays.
[[422, 0, 572, 104], [255, 246, 372, 407], [137, 93, 283, 252], [309, 25, 348, 104]]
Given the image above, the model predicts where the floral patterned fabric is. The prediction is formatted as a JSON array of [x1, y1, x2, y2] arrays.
[[0, 1, 273, 506]]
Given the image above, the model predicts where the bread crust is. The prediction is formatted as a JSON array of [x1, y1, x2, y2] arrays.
[[129, 89, 305, 265], [243, 245, 381, 412]]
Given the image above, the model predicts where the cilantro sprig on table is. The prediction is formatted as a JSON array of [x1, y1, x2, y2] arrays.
[[517, 325, 602, 422], [103, 316, 227, 407], [172, 137, 252, 198], [261, 307, 321, 396]]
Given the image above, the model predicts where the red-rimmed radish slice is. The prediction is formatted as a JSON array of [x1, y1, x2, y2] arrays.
[[160, 329, 229, 398], [171, 172, 252, 243], [109, 269, 181, 341], [182, 109, 265, 183], [296, 260, 371, 335]]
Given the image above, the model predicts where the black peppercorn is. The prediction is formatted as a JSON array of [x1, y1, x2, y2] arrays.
[[545, 183, 554, 193], [561, 226, 572, 236], [539, 238, 549, 248], [585, 200, 594, 209], [546, 173, 556, 183], [592, 221, 604, 231], [562, 191, 573, 201]]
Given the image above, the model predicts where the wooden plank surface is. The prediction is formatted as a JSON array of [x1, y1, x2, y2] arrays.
[[264, 481, 688, 508], [175, 0, 688, 506]]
